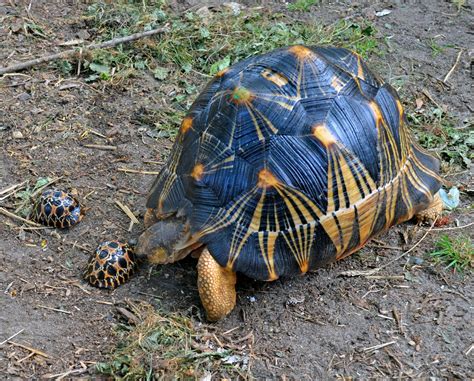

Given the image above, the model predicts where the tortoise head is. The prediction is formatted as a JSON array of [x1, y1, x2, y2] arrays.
[[136, 214, 198, 264]]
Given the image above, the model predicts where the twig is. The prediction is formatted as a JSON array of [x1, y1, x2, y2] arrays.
[[363, 340, 396, 352], [422, 89, 443, 110], [0, 329, 25, 346], [8, 341, 49, 358], [83, 144, 117, 151], [118, 167, 160, 175], [443, 49, 464, 83], [0, 207, 41, 227], [29, 176, 63, 199], [17, 351, 35, 363], [87, 129, 108, 139], [114, 200, 139, 225], [44, 367, 88, 380], [366, 275, 405, 280], [0, 181, 27, 197], [367, 244, 404, 251], [466, 344, 474, 356], [136, 291, 162, 299], [37, 305, 73, 315], [431, 222, 474, 231], [95, 300, 114, 305], [0, 27, 169, 75]]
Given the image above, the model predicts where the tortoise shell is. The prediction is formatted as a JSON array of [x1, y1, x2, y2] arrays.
[[31, 189, 82, 228], [84, 241, 137, 289], [145, 45, 442, 280]]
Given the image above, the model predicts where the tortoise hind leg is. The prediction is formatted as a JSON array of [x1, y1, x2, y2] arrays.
[[197, 249, 236, 321], [415, 192, 443, 222]]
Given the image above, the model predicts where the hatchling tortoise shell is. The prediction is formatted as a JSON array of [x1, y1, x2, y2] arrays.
[[137, 45, 442, 321], [32, 189, 83, 228], [84, 241, 137, 289]]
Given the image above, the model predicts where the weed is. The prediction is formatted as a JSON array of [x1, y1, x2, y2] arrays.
[[451, 0, 466, 11], [427, 38, 456, 58], [288, 0, 319, 12], [95, 301, 251, 379], [76, 1, 380, 137], [407, 108, 473, 168], [15, 177, 51, 217], [430, 235, 473, 272], [81, 1, 379, 79]]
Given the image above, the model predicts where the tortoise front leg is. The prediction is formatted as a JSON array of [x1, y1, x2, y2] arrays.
[[197, 249, 236, 321]]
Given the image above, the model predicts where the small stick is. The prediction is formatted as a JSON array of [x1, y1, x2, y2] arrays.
[[8, 341, 49, 358], [0, 27, 169, 75], [114, 200, 139, 224], [0, 207, 41, 227], [44, 367, 87, 380], [0, 181, 27, 196], [37, 305, 73, 315], [0, 329, 25, 346], [222, 327, 240, 335], [118, 167, 160, 175], [88, 129, 108, 139], [366, 275, 405, 280], [431, 222, 474, 231], [392, 308, 404, 334], [83, 144, 117, 151], [422, 89, 443, 110], [367, 244, 404, 251], [466, 344, 474, 356], [17, 351, 35, 363], [136, 291, 161, 299], [95, 300, 114, 305], [443, 49, 464, 83], [363, 340, 396, 352], [29, 177, 64, 199]]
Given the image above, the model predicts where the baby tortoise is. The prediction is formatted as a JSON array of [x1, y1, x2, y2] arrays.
[[84, 241, 137, 289], [31, 189, 83, 228]]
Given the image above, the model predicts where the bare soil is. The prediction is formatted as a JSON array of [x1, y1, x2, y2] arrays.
[[1, 0, 473, 379]]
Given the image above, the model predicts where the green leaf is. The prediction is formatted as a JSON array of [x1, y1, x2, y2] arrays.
[[34, 177, 50, 190], [89, 62, 110, 74], [200, 27, 210, 39], [181, 63, 192, 73], [153, 67, 169, 80], [209, 56, 231, 75], [288, 0, 318, 12]]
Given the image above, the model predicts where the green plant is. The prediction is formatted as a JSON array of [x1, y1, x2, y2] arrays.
[[408, 108, 473, 168], [288, 0, 319, 12], [430, 235, 473, 272], [427, 38, 455, 58], [452, 0, 466, 11], [83, 1, 380, 80], [79, 1, 381, 136], [15, 177, 51, 217]]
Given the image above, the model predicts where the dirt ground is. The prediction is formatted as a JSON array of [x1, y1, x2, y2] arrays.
[[1, 0, 473, 379]]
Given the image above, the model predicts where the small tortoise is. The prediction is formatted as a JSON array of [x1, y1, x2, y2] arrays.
[[137, 46, 442, 321], [32, 189, 83, 228], [84, 241, 137, 289]]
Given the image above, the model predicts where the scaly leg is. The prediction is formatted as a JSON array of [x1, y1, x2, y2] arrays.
[[197, 249, 236, 321], [416, 192, 443, 222]]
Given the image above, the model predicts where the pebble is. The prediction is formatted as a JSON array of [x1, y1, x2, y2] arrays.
[[12, 130, 24, 139]]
